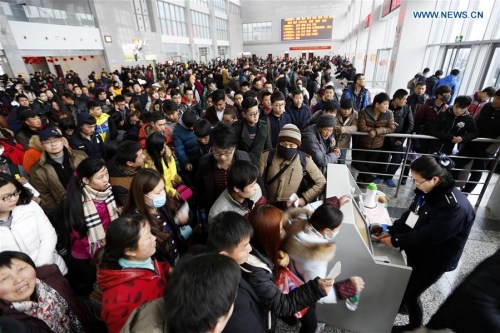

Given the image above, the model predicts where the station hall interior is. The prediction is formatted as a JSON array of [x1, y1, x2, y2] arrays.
[[0, 0, 500, 333]]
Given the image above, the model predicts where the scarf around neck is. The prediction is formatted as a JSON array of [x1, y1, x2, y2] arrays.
[[12, 279, 84, 333], [82, 184, 120, 255]]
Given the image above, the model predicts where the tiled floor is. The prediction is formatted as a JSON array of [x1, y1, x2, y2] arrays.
[[278, 171, 500, 333]]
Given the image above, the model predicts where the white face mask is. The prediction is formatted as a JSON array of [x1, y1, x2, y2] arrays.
[[323, 228, 339, 240]]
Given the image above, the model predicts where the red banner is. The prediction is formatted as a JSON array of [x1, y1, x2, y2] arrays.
[[289, 46, 331, 51]]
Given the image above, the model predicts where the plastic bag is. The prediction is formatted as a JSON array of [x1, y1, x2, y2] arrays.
[[275, 267, 309, 318]]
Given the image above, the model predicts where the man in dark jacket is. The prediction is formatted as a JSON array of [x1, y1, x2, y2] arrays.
[[264, 91, 292, 147], [108, 140, 144, 206], [301, 114, 339, 174], [286, 89, 311, 129], [233, 97, 271, 161], [374, 89, 414, 187], [425, 70, 443, 96], [424, 95, 477, 155], [453, 89, 500, 194], [204, 89, 238, 126], [195, 124, 263, 228], [407, 82, 429, 117], [68, 113, 105, 159], [207, 211, 267, 333], [341, 73, 370, 112], [426, 249, 500, 333]]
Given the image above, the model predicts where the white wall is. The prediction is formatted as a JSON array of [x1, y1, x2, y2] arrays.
[[8, 21, 103, 51]]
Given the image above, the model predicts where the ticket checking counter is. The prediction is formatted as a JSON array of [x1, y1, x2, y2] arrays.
[[315, 164, 412, 333]]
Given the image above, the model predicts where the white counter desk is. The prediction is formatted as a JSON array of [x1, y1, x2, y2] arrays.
[[315, 164, 412, 333]]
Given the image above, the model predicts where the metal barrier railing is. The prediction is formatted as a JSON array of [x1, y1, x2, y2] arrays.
[[341, 132, 500, 208]]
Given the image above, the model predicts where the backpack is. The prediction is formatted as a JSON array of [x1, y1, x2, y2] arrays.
[[0, 137, 25, 165], [407, 74, 419, 91]]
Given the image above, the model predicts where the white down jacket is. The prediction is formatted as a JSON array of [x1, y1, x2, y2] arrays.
[[0, 200, 67, 274]]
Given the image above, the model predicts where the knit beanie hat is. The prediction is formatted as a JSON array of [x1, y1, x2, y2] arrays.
[[317, 114, 336, 128], [278, 124, 301, 146]]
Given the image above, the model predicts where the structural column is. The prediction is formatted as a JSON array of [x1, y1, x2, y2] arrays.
[[0, 6, 28, 77]]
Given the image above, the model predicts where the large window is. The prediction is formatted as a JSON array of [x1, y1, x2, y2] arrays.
[[192, 10, 211, 39], [132, 0, 151, 32], [483, 46, 500, 89], [158, 1, 187, 37], [191, 0, 208, 8], [243, 22, 272, 42], [217, 18, 228, 40], [214, 0, 227, 14], [229, 2, 240, 16]]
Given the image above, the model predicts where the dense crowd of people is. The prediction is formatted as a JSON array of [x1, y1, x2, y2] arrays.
[[0, 55, 499, 333]]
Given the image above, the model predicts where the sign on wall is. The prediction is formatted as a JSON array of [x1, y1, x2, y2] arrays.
[[281, 16, 333, 41]]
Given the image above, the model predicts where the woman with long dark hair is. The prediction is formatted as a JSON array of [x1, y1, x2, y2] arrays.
[[122, 168, 189, 266], [379, 153, 475, 332], [63, 158, 120, 296], [144, 132, 180, 198]]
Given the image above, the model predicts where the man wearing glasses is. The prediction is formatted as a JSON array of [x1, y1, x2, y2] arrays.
[[265, 91, 292, 148], [30, 128, 87, 214], [195, 124, 263, 231], [233, 97, 271, 161]]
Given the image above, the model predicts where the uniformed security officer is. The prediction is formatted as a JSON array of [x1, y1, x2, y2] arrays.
[[378, 153, 475, 333]]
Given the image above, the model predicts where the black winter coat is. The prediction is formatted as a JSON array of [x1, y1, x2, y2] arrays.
[[459, 102, 500, 155], [233, 120, 271, 162], [389, 103, 414, 145], [424, 109, 477, 155], [427, 249, 500, 333], [223, 278, 267, 333], [241, 248, 326, 332], [389, 182, 475, 272]]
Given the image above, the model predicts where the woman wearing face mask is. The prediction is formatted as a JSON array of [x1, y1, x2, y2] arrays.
[[122, 168, 189, 266], [259, 124, 326, 208], [63, 158, 120, 296], [379, 154, 475, 332], [283, 197, 364, 304]]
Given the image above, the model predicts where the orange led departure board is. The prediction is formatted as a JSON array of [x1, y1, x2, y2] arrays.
[[281, 16, 333, 41]]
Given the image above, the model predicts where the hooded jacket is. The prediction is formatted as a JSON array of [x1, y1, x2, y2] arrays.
[[97, 260, 170, 333], [108, 156, 138, 206], [356, 106, 395, 149]]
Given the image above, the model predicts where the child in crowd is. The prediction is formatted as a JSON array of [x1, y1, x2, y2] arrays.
[[88, 101, 110, 141], [223, 108, 238, 125]]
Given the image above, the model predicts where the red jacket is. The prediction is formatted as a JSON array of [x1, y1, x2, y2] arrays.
[[138, 123, 172, 148], [97, 260, 170, 333]]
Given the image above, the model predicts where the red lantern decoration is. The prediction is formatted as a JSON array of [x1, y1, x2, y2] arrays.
[[83, 57, 87, 61], [54, 58, 59, 62], [63, 58, 67, 61], [78, 56, 82, 59], [70, 57, 74, 60], [47, 59, 53, 63], [90, 55, 94, 59]]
